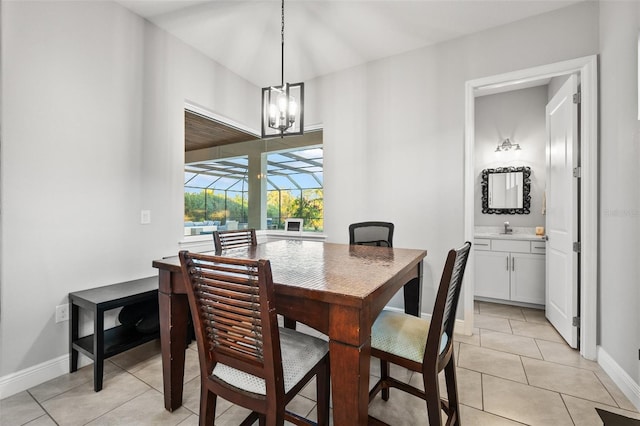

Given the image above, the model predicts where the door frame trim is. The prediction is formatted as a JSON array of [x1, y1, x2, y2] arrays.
[[463, 55, 598, 360]]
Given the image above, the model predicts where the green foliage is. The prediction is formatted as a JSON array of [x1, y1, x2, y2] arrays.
[[184, 189, 247, 223], [266, 189, 323, 231], [186, 188, 323, 231], [292, 189, 323, 231]]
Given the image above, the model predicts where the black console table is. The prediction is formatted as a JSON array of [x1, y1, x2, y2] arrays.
[[69, 276, 159, 391]]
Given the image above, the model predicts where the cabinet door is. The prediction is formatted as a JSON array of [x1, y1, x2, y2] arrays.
[[475, 250, 510, 300], [511, 253, 545, 305]]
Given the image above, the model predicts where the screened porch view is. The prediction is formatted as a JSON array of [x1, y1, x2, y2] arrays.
[[184, 147, 323, 235]]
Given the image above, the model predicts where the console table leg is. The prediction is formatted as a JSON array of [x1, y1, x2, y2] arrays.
[[69, 302, 79, 373], [93, 309, 105, 392], [283, 317, 297, 330]]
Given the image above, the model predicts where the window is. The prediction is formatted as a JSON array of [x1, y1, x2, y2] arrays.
[[266, 148, 323, 232], [184, 146, 323, 234]]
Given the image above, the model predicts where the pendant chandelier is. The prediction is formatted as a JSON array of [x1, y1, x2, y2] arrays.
[[261, 0, 304, 138]]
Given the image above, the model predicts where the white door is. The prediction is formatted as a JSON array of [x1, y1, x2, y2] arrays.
[[545, 75, 579, 348]]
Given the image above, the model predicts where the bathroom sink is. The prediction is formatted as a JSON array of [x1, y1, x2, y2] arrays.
[[474, 232, 544, 241]]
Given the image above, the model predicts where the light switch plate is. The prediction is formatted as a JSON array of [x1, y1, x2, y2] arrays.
[[140, 210, 151, 224]]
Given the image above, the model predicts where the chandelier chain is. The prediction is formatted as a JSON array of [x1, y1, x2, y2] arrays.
[[280, 0, 285, 86]]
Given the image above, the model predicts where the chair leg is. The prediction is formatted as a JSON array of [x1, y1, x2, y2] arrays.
[[316, 359, 330, 425], [380, 359, 390, 401], [199, 387, 216, 426], [423, 369, 443, 426], [265, 409, 285, 426], [443, 357, 461, 426]]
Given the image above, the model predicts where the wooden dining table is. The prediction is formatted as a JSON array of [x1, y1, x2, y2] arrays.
[[152, 239, 426, 426]]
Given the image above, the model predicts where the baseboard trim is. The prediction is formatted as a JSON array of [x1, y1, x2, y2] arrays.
[[0, 354, 70, 399], [598, 346, 640, 411]]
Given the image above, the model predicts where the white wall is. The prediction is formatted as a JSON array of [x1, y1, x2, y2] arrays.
[[474, 86, 548, 228], [0, 0, 257, 389], [318, 1, 598, 312], [598, 1, 640, 384]]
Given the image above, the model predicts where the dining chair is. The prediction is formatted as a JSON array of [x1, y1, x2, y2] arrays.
[[213, 228, 257, 252], [348, 221, 394, 247], [214, 228, 300, 331], [179, 251, 330, 426], [368, 242, 472, 426], [348, 221, 423, 316]]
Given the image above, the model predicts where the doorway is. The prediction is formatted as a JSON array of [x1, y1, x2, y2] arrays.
[[463, 55, 598, 360]]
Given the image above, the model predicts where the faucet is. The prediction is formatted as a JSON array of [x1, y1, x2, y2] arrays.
[[503, 221, 513, 234]]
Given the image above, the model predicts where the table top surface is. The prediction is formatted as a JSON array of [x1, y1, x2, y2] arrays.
[[153, 240, 426, 305]]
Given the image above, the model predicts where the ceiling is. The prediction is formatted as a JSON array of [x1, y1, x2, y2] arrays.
[[117, 0, 582, 88], [185, 146, 323, 191], [185, 110, 258, 151]]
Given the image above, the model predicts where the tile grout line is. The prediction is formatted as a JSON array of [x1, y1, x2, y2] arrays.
[[592, 368, 625, 410], [519, 353, 531, 386], [559, 393, 578, 426], [25, 389, 58, 426], [479, 371, 485, 412]]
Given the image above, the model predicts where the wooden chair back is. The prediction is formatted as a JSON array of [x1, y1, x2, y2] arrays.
[[178, 251, 282, 393], [425, 242, 471, 368], [213, 228, 257, 252]]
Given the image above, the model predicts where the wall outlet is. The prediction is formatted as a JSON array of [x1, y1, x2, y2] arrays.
[[140, 210, 151, 224], [55, 304, 69, 323]]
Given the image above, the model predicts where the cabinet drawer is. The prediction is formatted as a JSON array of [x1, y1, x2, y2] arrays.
[[474, 239, 491, 251], [530, 241, 546, 254], [491, 239, 530, 253]]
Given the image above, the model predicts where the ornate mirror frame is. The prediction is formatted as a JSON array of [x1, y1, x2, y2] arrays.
[[481, 166, 531, 214]]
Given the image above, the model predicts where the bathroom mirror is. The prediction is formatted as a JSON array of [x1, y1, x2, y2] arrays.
[[481, 166, 531, 214]]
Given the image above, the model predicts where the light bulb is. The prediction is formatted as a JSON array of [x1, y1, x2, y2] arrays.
[[278, 93, 287, 112], [288, 97, 297, 124], [269, 103, 277, 126]]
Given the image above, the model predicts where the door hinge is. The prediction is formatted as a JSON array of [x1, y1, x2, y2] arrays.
[[573, 92, 581, 104], [572, 316, 580, 327], [573, 167, 581, 178], [573, 242, 581, 253]]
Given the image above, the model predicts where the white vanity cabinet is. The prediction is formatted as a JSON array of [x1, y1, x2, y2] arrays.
[[475, 237, 546, 305]]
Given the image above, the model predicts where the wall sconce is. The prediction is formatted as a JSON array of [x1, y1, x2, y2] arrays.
[[495, 138, 521, 152]]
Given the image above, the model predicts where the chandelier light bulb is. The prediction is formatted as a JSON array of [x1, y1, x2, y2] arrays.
[[278, 92, 287, 109], [288, 97, 297, 123], [269, 103, 277, 126]]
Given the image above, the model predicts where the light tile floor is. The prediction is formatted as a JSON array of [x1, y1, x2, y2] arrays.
[[2, 301, 640, 425]]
